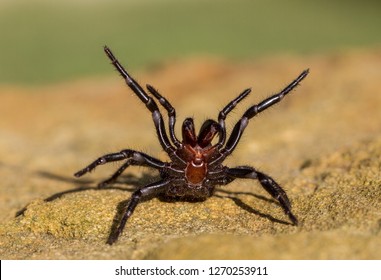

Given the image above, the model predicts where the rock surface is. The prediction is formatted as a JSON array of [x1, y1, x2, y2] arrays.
[[0, 48, 380, 259]]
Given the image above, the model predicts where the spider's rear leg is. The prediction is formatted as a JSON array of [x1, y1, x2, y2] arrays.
[[74, 149, 165, 186], [107, 179, 169, 245], [226, 166, 298, 225], [98, 159, 133, 188]]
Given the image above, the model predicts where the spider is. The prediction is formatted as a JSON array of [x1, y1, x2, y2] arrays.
[[74, 46, 309, 244]]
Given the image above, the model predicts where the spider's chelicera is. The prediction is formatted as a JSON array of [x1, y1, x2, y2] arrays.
[[75, 46, 309, 244]]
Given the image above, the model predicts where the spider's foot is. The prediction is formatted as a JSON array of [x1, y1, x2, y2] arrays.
[[287, 211, 298, 226], [74, 168, 88, 177], [106, 230, 121, 245]]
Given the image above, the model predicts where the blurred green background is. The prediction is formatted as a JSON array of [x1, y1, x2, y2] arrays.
[[0, 0, 380, 85]]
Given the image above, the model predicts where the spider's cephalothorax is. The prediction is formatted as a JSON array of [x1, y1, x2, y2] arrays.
[[75, 46, 309, 244]]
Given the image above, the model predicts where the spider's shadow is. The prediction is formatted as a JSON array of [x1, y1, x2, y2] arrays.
[[15, 171, 148, 217], [215, 189, 292, 225], [18, 171, 292, 241]]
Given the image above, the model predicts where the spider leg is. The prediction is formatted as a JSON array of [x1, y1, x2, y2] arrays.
[[74, 149, 165, 178], [146, 84, 181, 147], [226, 166, 298, 225], [97, 158, 156, 188], [213, 69, 309, 164], [107, 179, 169, 244], [217, 88, 251, 147], [104, 46, 174, 154]]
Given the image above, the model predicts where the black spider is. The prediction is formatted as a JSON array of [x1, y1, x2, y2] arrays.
[[75, 46, 309, 244]]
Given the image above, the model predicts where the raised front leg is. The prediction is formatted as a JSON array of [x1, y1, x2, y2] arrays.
[[216, 69, 309, 162], [104, 46, 174, 154], [226, 166, 298, 225]]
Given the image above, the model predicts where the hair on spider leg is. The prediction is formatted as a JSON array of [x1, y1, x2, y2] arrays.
[[75, 46, 309, 244]]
